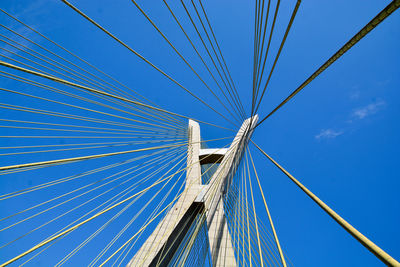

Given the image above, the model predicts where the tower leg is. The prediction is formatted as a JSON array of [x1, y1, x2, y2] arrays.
[[207, 196, 236, 267]]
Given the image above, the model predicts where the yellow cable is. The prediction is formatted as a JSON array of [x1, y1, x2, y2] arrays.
[[0, 136, 230, 171], [248, 147, 286, 266], [257, 0, 400, 127], [162, 0, 244, 120], [0, 60, 234, 132], [251, 140, 400, 267], [60, 0, 238, 128], [243, 153, 252, 266], [245, 150, 264, 266], [130, 0, 241, 124], [59, 153, 187, 266], [0, 148, 183, 233]]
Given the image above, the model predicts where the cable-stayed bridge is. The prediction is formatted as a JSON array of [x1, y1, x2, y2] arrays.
[[0, 0, 399, 266]]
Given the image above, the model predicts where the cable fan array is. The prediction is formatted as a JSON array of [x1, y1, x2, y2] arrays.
[[0, 0, 399, 266]]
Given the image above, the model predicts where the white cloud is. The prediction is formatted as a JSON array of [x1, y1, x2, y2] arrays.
[[349, 91, 360, 100], [316, 100, 386, 141], [0, 1, 47, 58], [352, 100, 385, 119], [315, 129, 344, 140]]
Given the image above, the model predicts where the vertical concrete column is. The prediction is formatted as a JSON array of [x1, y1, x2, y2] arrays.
[[207, 196, 236, 266], [186, 120, 202, 187], [127, 120, 204, 266]]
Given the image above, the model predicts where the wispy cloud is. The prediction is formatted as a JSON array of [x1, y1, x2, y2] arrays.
[[352, 100, 385, 120], [315, 99, 386, 141], [0, 1, 48, 58], [315, 129, 344, 140], [349, 91, 360, 100]]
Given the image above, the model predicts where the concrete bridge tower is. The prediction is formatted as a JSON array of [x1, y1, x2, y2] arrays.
[[128, 116, 258, 267]]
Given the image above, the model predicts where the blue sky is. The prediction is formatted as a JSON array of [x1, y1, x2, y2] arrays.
[[0, 0, 399, 266]]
